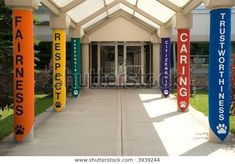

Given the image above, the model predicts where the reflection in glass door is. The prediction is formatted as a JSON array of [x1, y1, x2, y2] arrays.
[[126, 46, 141, 84], [90, 42, 152, 87], [100, 46, 116, 84]]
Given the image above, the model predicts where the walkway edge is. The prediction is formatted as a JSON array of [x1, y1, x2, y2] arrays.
[[1, 106, 55, 143]]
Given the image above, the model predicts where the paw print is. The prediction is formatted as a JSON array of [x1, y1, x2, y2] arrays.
[[216, 124, 227, 134], [73, 90, 79, 96], [15, 125, 25, 135], [180, 101, 187, 108], [163, 90, 169, 95], [55, 102, 62, 108]]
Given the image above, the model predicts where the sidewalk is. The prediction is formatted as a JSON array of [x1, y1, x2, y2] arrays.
[[0, 89, 234, 156]]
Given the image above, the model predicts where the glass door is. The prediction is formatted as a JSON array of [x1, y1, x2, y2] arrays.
[[117, 44, 124, 85], [125, 45, 141, 84], [100, 45, 116, 85]]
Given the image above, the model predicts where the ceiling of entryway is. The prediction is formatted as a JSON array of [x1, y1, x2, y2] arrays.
[[40, 0, 203, 31]]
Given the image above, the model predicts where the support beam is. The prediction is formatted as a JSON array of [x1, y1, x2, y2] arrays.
[[204, 0, 235, 143], [5, 0, 39, 142], [158, 0, 181, 12], [50, 13, 70, 112], [70, 36, 81, 97], [82, 42, 90, 89], [52, 29, 67, 112], [5, 0, 40, 9], [120, 0, 164, 26], [70, 26, 84, 38], [50, 12, 71, 29], [203, 0, 235, 9], [172, 12, 192, 112], [176, 29, 191, 112], [183, 0, 203, 15], [62, 0, 85, 12], [165, 19, 172, 29], [160, 37, 171, 98], [78, 0, 121, 26], [70, 20, 77, 29], [48, 0, 60, 8], [103, 0, 109, 16], [158, 26, 172, 98], [152, 43, 160, 87], [172, 12, 192, 29], [41, 0, 60, 16], [133, 0, 139, 15], [13, 9, 35, 142], [208, 7, 231, 143], [157, 26, 172, 38]]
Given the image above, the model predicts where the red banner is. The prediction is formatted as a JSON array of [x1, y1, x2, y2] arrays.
[[177, 29, 190, 112]]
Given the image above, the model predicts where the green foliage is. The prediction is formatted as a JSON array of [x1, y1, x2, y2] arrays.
[[190, 89, 235, 134], [35, 42, 52, 69], [0, 2, 41, 113], [0, 94, 52, 140], [191, 42, 209, 56], [190, 90, 208, 115], [231, 86, 235, 115], [0, 1, 13, 112], [0, 0, 12, 49], [41, 60, 53, 95], [0, 0, 13, 68]]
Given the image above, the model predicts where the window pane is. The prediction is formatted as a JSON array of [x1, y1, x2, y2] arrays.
[[67, 0, 105, 23], [82, 12, 107, 29], [105, 0, 115, 5], [108, 4, 121, 15], [50, 0, 73, 7], [120, 4, 134, 15], [108, 3, 134, 15], [91, 44, 98, 84], [134, 12, 160, 29], [168, 0, 191, 7], [138, 0, 175, 23], [127, 0, 137, 5]]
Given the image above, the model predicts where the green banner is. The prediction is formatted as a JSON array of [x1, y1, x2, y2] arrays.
[[71, 38, 81, 97]]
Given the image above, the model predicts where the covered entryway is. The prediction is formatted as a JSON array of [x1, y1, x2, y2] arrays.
[[4, 0, 235, 144]]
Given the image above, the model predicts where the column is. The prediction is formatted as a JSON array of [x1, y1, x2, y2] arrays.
[[172, 12, 192, 112], [151, 35, 161, 87], [141, 42, 145, 84], [5, 0, 40, 142], [70, 27, 82, 97], [82, 35, 90, 89], [50, 13, 71, 112], [204, 0, 235, 143], [158, 26, 172, 97]]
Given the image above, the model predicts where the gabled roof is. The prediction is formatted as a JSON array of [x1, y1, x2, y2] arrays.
[[41, 0, 203, 31]]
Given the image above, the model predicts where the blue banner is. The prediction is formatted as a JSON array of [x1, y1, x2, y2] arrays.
[[160, 38, 171, 97], [209, 9, 231, 141], [71, 38, 81, 97]]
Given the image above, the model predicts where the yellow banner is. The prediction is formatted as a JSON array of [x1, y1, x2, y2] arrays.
[[52, 30, 66, 112]]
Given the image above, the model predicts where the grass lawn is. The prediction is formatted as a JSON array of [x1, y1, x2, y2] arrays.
[[0, 94, 52, 141], [190, 90, 235, 133]]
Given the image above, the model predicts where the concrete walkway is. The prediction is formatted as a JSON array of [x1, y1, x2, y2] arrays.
[[0, 89, 235, 156]]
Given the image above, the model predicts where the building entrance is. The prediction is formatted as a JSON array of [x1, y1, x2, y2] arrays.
[[90, 42, 152, 87]]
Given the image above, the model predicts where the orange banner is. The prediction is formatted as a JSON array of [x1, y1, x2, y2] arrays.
[[13, 9, 34, 142]]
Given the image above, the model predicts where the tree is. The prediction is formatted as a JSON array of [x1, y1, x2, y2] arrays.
[[0, 0, 13, 111]]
